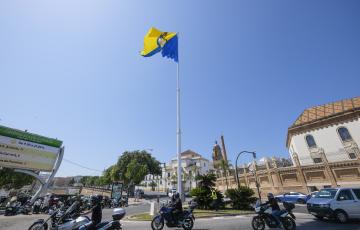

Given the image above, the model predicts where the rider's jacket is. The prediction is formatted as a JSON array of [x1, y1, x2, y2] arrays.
[[264, 198, 280, 211]]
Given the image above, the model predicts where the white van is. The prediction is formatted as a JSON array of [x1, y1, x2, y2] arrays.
[[307, 187, 360, 223]]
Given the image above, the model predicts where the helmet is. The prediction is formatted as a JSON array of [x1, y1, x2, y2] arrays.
[[267, 193, 274, 199], [90, 195, 99, 205], [174, 192, 180, 199]]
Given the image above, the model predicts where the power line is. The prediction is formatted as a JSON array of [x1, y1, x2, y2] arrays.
[[63, 158, 103, 173]]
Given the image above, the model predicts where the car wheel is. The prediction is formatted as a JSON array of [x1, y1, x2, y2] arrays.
[[335, 210, 348, 223]]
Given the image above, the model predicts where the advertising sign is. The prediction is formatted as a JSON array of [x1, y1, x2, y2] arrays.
[[0, 125, 63, 172]]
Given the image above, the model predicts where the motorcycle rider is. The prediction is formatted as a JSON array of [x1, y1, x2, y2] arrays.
[[263, 193, 282, 228], [170, 192, 183, 224]]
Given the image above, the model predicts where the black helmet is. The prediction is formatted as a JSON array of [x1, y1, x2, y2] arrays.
[[90, 195, 99, 205], [174, 192, 180, 199], [267, 193, 274, 199]]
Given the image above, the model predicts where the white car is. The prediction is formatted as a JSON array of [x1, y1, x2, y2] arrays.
[[168, 188, 177, 198], [307, 187, 360, 223]]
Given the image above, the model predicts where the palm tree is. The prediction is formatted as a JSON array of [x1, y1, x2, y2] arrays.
[[196, 173, 216, 190]]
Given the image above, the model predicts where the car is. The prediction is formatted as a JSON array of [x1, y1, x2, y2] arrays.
[[275, 192, 309, 204], [307, 187, 360, 223]]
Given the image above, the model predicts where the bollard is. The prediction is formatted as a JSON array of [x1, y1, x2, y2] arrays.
[[150, 201, 155, 216]]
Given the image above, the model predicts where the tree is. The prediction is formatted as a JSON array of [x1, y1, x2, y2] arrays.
[[69, 178, 75, 186], [0, 168, 35, 190], [108, 150, 161, 195], [196, 173, 216, 189], [149, 181, 157, 191]]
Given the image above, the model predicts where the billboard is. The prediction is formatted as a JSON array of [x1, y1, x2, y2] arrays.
[[0, 125, 63, 172]]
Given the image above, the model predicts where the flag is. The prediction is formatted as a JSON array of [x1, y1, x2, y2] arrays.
[[141, 27, 178, 62]]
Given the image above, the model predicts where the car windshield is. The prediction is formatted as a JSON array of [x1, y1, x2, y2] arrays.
[[315, 189, 338, 199]]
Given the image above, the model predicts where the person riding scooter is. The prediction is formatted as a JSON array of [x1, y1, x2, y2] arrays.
[[263, 193, 282, 228], [170, 193, 183, 224]]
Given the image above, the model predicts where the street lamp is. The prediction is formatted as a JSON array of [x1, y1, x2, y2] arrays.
[[234, 151, 256, 189]]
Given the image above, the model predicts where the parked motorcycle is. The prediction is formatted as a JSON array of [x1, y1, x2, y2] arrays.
[[79, 208, 125, 230], [251, 200, 296, 230], [33, 198, 43, 214], [151, 201, 195, 230], [28, 202, 90, 230], [4, 200, 21, 216]]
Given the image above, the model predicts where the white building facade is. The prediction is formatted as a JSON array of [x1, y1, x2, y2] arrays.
[[287, 96, 360, 167], [137, 150, 213, 192]]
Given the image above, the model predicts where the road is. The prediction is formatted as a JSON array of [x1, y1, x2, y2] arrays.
[[123, 213, 360, 230], [0, 202, 359, 230]]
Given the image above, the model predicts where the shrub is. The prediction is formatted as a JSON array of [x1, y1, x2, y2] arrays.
[[190, 173, 225, 210], [225, 186, 257, 210], [190, 187, 212, 209]]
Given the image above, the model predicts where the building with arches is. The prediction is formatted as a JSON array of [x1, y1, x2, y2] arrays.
[[215, 96, 360, 195]]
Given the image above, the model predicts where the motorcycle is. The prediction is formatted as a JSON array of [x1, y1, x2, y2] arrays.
[[28, 202, 90, 230], [33, 198, 43, 214], [151, 201, 195, 230], [4, 200, 21, 216], [251, 200, 296, 230], [79, 208, 125, 230]]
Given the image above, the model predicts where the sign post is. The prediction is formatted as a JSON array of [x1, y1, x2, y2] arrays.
[[0, 125, 63, 203]]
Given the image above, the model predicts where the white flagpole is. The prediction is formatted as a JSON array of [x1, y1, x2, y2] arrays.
[[176, 33, 182, 200]]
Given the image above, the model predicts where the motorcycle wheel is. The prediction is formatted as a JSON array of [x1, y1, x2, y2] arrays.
[[182, 217, 194, 230], [251, 216, 265, 230], [28, 222, 48, 230], [151, 216, 164, 230], [282, 217, 296, 230]]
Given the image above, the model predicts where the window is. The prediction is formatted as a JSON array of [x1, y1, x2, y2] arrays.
[[352, 189, 360, 200], [337, 190, 354, 201], [313, 158, 323, 163], [349, 152, 357, 159], [338, 127, 352, 142], [305, 135, 317, 148]]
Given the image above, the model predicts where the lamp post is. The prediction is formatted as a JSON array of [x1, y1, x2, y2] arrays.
[[234, 151, 256, 189]]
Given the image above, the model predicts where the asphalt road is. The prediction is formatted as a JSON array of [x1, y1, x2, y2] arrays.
[[0, 202, 356, 230], [122, 213, 360, 230]]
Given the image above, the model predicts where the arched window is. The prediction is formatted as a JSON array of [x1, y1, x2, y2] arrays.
[[338, 127, 353, 142], [305, 135, 317, 148]]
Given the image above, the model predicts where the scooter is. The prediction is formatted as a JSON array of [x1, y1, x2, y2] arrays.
[[251, 200, 296, 230], [79, 208, 125, 230]]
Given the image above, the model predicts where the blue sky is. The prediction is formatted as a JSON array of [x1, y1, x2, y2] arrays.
[[1, 0, 359, 176]]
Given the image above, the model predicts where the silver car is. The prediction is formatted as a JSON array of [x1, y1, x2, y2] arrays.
[[307, 187, 360, 223]]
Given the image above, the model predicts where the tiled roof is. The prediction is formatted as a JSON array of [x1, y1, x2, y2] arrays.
[[291, 96, 360, 128]]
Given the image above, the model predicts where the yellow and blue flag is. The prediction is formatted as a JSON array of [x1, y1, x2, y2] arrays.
[[141, 27, 178, 62]]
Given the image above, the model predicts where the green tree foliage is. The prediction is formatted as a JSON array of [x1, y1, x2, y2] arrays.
[[112, 150, 161, 186], [225, 187, 257, 210], [149, 181, 157, 191], [190, 173, 224, 209], [0, 168, 35, 189]]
